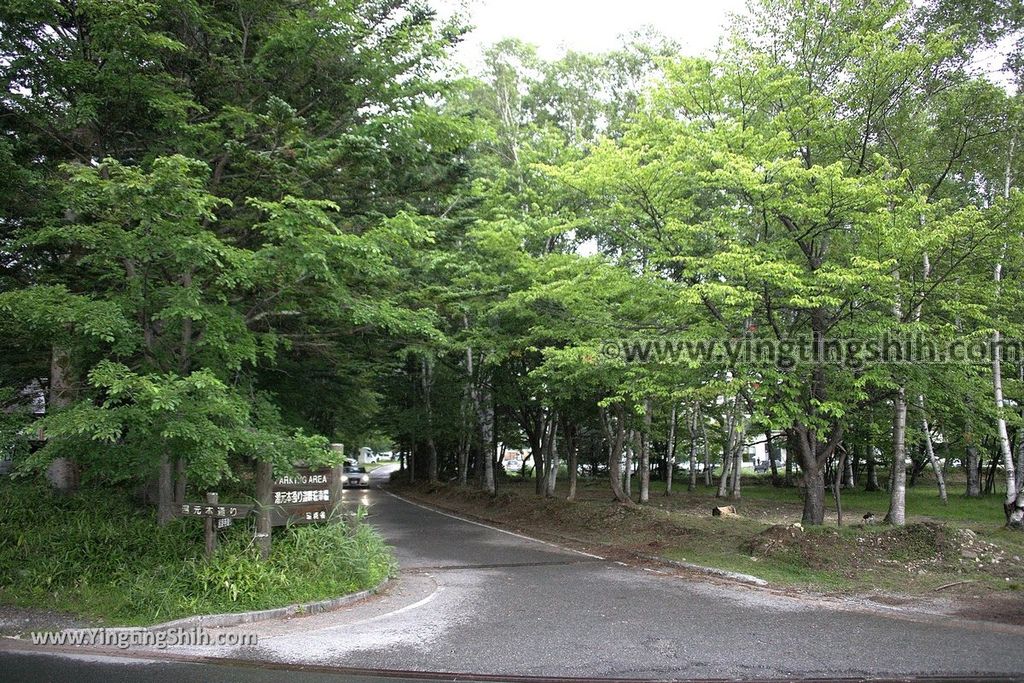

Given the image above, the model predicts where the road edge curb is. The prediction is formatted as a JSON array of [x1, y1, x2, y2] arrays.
[[632, 552, 768, 586], [143, 576, 392, 632]]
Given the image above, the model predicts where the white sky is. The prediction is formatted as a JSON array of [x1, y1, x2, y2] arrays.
[[436, 0, 750, 66], [436, 1, 1018, 90]]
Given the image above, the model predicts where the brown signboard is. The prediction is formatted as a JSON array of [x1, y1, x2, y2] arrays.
[[270, 465, 342, 527]]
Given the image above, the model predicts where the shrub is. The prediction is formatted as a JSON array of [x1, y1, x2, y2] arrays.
[[0, 481, 395, 625]]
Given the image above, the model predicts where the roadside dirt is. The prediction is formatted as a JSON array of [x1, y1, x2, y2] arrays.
[[0, 605, 96, 637]]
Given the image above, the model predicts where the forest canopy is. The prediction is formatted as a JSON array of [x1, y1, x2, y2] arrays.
[[3, 0, 1024, 532]]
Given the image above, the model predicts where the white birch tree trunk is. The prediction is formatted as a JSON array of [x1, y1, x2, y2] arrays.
[[887, 265, 907, 525], [885, 385, 908, 526], [639, 399, 652, 503], [918, 398, 948, 504], [995, 136, 1022, 527], [665, 404, 677, 495]]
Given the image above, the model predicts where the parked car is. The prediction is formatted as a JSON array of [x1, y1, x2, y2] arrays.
[[342, 465, 370, 489]]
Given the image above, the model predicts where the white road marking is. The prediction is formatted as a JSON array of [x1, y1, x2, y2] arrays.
[[264, 585, 445, 638]]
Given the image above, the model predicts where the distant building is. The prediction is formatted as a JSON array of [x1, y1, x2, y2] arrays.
[[747, 432, 788, 470], [3, 380, 46, 417]]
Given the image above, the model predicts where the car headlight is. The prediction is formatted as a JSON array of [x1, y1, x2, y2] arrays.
[[341, 475, 348, 483], [361, 475, 369, 483]]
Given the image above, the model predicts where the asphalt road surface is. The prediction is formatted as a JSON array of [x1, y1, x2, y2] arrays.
[[3, 465, 1024, 681]]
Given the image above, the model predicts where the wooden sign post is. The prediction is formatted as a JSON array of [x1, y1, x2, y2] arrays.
[[253, 461, 345, 561], [204, 492, 217, 556], [255, 460, 272, 561], [173, 492, 253, 558]]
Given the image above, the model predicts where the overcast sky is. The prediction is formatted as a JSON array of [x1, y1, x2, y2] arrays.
[[436, 0, 750, 66]]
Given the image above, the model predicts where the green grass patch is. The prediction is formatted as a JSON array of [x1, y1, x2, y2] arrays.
[[666, 547, 852, 590], [0, 481, 396, 626], [640, 474, 1011, 527]]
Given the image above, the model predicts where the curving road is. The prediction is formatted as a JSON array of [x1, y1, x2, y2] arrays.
[[3, 465, 1024, 681]]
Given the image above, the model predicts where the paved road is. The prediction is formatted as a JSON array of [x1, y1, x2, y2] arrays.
[[4, 466, 1024, 681]]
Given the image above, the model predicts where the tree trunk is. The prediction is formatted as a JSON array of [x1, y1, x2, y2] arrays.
[[791, 423, 843, 525], [865, 440, 881, 492], [666, 405, 678, 495], [843, 447, 855, 489], [544, 414, 560, 497], [716, 404, 737, 498], [420, 358, 439, 484], [995, 324, 1022, 524], [624, 429, 635, 498], [834, 448, 847, 527], [1016, 432, 1024, 503], [528, 418, 546, 496], [716, 444, 733, 498], [639, 400, 652, 504], [565, 421, 578, 502], [600, 404, 633, 505], [45, 346, 79, 495], [803, 464, 826, 526], [919, 400, 947, 504], [480, 388, 496, 496], [700, 409, 712, 487], [730, 426, 744, 500], [1018, 366, 1024, 491], [157, 453, 174, 526], [688, 409, 699, 492], [465, 343, 494, 495], [174, 457, 187, 505], [458, 430, 470, 487], [964, 440, 981, 497], [885, 386, 908, 526], [996, 139, 1024, 527], [459, 349, 474, 486]]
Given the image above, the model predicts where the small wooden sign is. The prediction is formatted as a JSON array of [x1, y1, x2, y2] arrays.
[[270, 465, 342, 527], [172, 493, 251, 558], [177, 503, 253, 519]]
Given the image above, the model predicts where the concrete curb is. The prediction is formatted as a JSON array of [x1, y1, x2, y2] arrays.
[[633, 553, 768, 586], [144, 576, 391, 632]]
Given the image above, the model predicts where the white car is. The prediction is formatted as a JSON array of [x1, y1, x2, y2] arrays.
[[342, 466, 370, 488]]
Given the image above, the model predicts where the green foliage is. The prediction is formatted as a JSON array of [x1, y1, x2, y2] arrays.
[[0, 481, 395, 625], [1, 0, 472, 478], [3, 0, 1024, 570]]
